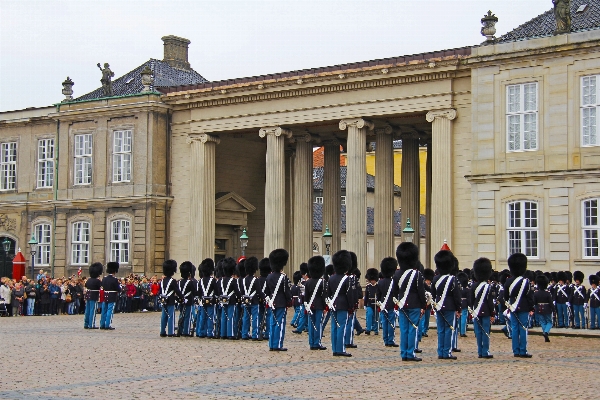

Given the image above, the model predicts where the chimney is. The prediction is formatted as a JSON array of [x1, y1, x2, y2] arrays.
[[161, 35, 191, 70]]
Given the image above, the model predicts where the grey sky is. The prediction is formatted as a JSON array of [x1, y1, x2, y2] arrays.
[[0, 0, 553, 111]]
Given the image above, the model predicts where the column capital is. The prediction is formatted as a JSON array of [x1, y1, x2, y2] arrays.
[[259, 126, 293, 139], [398, 128, 420, 140], [323, 137, 341, 147], [288, 131, 313, 144], [374, 125, 393, 135], [186, 133, 220, 145], [339, 118, 374, 131], [426, 109, 457, 123]]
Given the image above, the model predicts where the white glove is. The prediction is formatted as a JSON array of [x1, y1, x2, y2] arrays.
[[553, 301, 556, 305], [566, 302, 571, 307], [584, 304, 588, 309], [503, 309, 510, 318]]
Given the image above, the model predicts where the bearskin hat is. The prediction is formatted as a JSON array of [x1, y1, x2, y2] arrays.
[[463, 268, 471, 277], [422, 268, 435, 282], [565, 271, 573, 282], [236, 259, 246, 278], [473, 257, 493, 283], [396, 242, 419, 271], [332, 250, 351, 275], [268, 249, 289, 272], [380, 257, 398, 279], [544, 272, 552, 281], [507, 253, 527, 277], [325, 264, 334, 277], [221, 257, 237, 277], [524, 270, 536, 282], [179, 261, 194, 279], [300, 262, 309, 276], [200, 258, 215, 277], [536, 274, 549, 291], [573, 270, 584, 283], [293, 271, 302, 285], [308, 255, 326, 279], [457, 272, 469, 288], [499, 270, 510, 285], [354, 268, 361, 280], [365, 268, 379, 281], [106, 261, 120, 274], [215, 260, 224, 279], [245, 257, 258, 276], [490, 271, 498, 282], [258, 258, 271, 277], [550, 271, 557, 282], [162, 259, 177, 277], [596, 271, 600, 279], [557, 271, 567, 283], [350, 252, 358, 270], [589, 275, 599, 286], [89, 262, 103, 279], [434, 250, 454, 275]]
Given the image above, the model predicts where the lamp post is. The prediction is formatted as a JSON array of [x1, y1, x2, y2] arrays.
[[2, 237, 10, 279], [403, 218, 415, 244], [322, 225, 333, 256], [28, 234, 38, 280], [239, 228, 249, 257]]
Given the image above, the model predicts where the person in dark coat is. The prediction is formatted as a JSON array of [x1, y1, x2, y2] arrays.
[[265, 249, 292, 351], [217, 257, 241, 340], [376, 257, 398, 348], [304, 255, 327, 350], [534, 274, 554, 342], [100, 262, 121, 330], [159, 259, 183, 337], [196, 258, 217, 338], [84, 262, 103, 329], [504, 253, 534, 358], [327, 250, 357, 357], [470, 258, 495, 358]]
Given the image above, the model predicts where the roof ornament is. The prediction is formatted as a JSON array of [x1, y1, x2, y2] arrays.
[[553, 0, 572, 35], [97, 62, 115, 97], [480, 10, 498, 43], [61, 77, 74, 102], [140, 65, 154, 92]]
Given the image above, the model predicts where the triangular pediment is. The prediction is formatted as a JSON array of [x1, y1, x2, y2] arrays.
[[215, 191, 256, 213]]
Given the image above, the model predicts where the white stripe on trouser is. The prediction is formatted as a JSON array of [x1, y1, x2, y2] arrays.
[[109, 303, 114, 327], [278, 310, 284, 348], [169, 307, 174, 334], [92, 302, 97, 328], [230, 307, 236, 337], [413, 323, 419, 356], [449, 313, 456, 356], [342, 315, 348, 352]]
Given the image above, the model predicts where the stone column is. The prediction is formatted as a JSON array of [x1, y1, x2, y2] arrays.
[[323, 139, 342, 255], [400, 130, 421, 251], [188, 133, 220, 263], [425, 136, 432, 269], [426, 109, 456, 266], [340, 118, 373, 277], [374, 125, 394, 264], [259, 126, 292, 257], [291, 132, 313, 268]]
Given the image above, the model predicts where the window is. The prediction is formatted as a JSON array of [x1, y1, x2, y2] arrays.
[[581, 75, 599, 146], [341, 196, 346, 205], [113, 130, 132, 182], [71, 221, 90, 265], [110, 219, 130, 264], [314, 196, 323, 204], [313, 242, 319, 253], [0, 142, 17, 190], [507, 201, 539, 258], [583, 198, 599, 258], [34, 223, 51, 265], [37, 139, 54, 188], [506, 83, 538, 151], [74, 134, 92, 185]]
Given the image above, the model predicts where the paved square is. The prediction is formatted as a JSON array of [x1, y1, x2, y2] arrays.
[[0, 310, 597, 399]]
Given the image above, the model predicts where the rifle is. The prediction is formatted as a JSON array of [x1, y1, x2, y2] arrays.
[[468, 306, 490, 339], [504, 300, 528, 332], [427, 293, 454, 331]]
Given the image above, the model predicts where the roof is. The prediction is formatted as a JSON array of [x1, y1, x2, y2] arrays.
[[312, 146, 347, 168], [498, 0, 600, 43], [313, 166, 401, 193], [312, 203, 426, 237], [74, 59, 207, 101]]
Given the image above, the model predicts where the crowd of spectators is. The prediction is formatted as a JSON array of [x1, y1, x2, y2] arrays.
[[0, 269, 163, 317]]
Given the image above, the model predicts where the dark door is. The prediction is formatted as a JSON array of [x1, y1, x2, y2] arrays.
[[0, 237, 16, 279]]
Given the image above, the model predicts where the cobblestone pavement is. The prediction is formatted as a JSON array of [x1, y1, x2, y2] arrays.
[[0, 310, 597, 400]]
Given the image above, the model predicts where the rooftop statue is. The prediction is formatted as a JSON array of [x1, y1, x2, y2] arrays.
[[97, 62, 115, 97], [553, 0, 572, 35]]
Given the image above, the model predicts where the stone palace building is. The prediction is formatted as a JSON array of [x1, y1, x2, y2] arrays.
[[1, 1, 599, 279]]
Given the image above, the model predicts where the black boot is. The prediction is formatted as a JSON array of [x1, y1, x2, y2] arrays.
[[543, 332, 550, 342]]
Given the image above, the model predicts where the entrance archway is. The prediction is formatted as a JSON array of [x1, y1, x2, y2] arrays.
[[0, 236, 16, 279]]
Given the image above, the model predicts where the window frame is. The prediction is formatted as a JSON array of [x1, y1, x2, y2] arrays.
[[581, 75, 600, 147], [74, 134, 92, 185], [506, 200, 539, 259], [0, 141, 17, 191], [37, 138, 54, 189], [582, 198, 600, 259], [506, 82, 539, 152], [71, 221, 91, 266], [112, 130, 132, 183], [109, 219, 130, 264], [341, 196, 346, 206], [34, 222, 52, 266], [314, 196, 323, 204]]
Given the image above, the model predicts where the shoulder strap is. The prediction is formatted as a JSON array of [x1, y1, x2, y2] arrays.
[[507, 277, 528, 312], [434, 275, 453, 311], [304, 279, 323, 314], [473, 282, 490, 316], [267, 274, 285, 308], [591, 288, 600, 301], [161, 278, 174, 297], [245, 277, 257, 297], [180, 280, 191, 297], [223, 278, 233, 297], [326, 275, 349, 311], [395, 270, 417, 309], [575, 286, 585, 298], [379, 278, 394, 309], [557, 284, 568, 298], [200, 277, 213, 297]]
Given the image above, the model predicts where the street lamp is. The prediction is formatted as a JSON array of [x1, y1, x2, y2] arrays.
[[239, 228, 249, 256], [403, 218, 415, 244], [28, 234, 38, 280], [322, 225, 333, 256], [2, 237, 10, 279]]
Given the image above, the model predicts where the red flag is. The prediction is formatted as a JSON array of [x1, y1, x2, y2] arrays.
[[77, 266, 82, 276]]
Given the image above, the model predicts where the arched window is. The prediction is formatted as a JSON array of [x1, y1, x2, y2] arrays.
[[312, 242, 319, 253], [71, 221, 90, 265], [507, 200, 538, 258], [583, 198, 599, 258], [34, 223, 51, 266], [110, 219, 130, 264]]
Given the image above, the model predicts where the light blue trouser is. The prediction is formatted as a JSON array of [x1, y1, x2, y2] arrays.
[[84, 300, 97, 328], [258, 303, 268, 338], [308, 309, 323, 348], [331, 310, 348, 354], [220, 304, 237, 338], [590, 307, 599, 329], [510, 311, 529, 356], [398, 308, 420, 359], [460, 308, 468, 335], [344, 312, 355, 345], [179, 304, 193, 335], [291, 306, 301, 326], [473, 316, 491, 356], [27, 298, 35, 316], [242, 304, 257, 339], [573, 304, 585, 328], [160, 304, 175, 335], [556, 303, 568, 327], [365, 306, 378, 333], [436, 310, 456, 358], [537, 313, 552, 334], [197, 305, 216, 337], [100, 302, 115, 329], [381, 310, 396, 345], [250, 304, 260, 339], [268, 307, 287, 349], [297, 305, 308, 331]]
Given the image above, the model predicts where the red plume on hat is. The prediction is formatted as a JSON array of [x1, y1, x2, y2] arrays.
[[237, 256, 246, 264], [440, 239, 451, 251]]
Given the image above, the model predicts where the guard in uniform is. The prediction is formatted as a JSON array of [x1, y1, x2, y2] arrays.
[[457, 272, 470, 338], [364, 268, 379, 335], [376, 257, 398, 348], [160, 260, 183, 337], [326, 250, 357, 357], [177, 261, 195, 337], [588, 275, 600, 329], [84, 262, 103, 329], [534, 274, 554, 342], [100, 261, 121, 330], [470, 258, 495, 358], [431, 250, 462, 360], [218, 257, 241, 340], [290, 271, 303, 328], [554, 271, 571, 328], [292, 263, 309, 334], [241, 257, 263, 340], [571, 271, 586, 329], [304, 255, 327, 350], [504, 253, 534, 358], [265, 249, 292, 351], [421, 268, 435, 338], [257, 258, 271, 340], [196, 258, 216, 338]]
